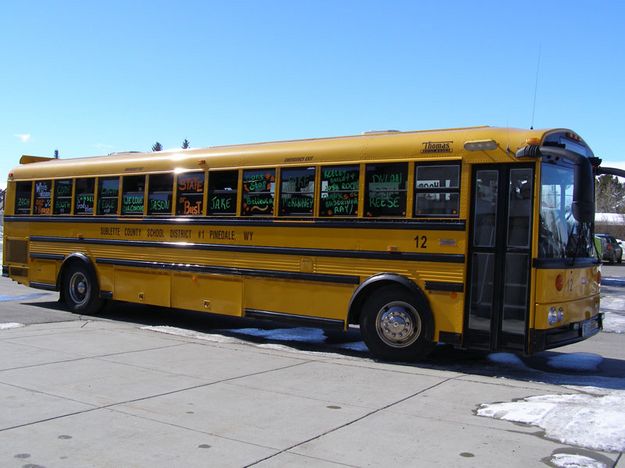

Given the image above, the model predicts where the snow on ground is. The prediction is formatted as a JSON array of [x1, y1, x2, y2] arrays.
[[140, 326, 244, 344], [141, 325, 369, 358], [226, 327, 327, 344], [601, 311, 625, 333], [0, 322, 24, 330], [478, 386, 625, 453], [0, 292, 50, 302], [550, 453, 606, 468], [487, 352, 529, 369], [547, 353, 603, 372], [600, 294, 625, 333]]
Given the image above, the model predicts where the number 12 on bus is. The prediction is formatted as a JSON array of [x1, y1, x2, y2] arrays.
[[3, 126, 603, 361]]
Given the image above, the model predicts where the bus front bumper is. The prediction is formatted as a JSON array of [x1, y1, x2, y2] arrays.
[[530, 313, 603, 353]]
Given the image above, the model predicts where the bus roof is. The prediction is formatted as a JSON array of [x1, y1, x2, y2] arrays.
[[7, 126, 569, 181]]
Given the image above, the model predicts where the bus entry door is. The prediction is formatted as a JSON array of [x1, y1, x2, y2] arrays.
[[464, 165, 534, 352]]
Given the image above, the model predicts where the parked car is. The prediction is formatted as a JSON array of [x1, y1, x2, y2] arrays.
[[596, 233, 623, 264]]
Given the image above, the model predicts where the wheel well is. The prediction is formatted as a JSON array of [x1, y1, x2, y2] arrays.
[[57, 254, 97, 293], [347, 277, 431, 327]]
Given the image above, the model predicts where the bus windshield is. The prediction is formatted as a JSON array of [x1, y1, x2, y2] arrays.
[[539, 162, 593, 259]]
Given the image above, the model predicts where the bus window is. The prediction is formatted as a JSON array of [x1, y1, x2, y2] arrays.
[[176, 172, 204, 216], [121, 175, 146, 215], [241, 169, 274, 216], [208, 171, 237, 215], [33, 180, 52, 215], [148, 173, 174, 215], [15, 181, 32, 215], [414, 164, 460, 217], [74, 178, 95, 215], [98, 177, 120, 215], [365, 163, 407, 217], [280, 167, 315, 216], [53, 179, 73, 214], [319, 165, 359, 217]]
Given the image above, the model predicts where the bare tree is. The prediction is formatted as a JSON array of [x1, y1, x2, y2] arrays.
[[595, 175, 625, 213]]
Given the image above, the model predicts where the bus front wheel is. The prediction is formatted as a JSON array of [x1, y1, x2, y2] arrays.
[[359, 286, 434, 362], [62, 263, 103, 315]]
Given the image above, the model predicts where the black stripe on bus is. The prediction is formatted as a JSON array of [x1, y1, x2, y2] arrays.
[[31, 236, 466, 264], [95, 257, 361, 285], [424, 281, 464, 292], [30, 253, 65, 261], [532, 257, 601, 269], [5, 215, 466, 231], [29, 281, 57, 291], [244, 309, 345, 330]]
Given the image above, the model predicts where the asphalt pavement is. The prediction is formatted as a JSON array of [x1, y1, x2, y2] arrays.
[[0, 269, 624, 467]]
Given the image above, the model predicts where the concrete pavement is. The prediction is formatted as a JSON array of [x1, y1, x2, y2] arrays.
[[1, 313, 623, 467]]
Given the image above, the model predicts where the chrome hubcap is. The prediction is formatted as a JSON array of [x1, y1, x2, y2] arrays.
[[68, 272, 90, 307], [375, 301, 421, 348]]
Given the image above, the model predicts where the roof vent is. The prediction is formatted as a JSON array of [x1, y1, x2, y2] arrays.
[[107, 151, 141, 156], [362, 130, 401, 135]]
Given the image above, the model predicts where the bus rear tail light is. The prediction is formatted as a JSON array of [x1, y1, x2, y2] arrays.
[[555, 274, 564, 291], [548, 307, 565, 325]]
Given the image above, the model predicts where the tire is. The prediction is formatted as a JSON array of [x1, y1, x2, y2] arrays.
[[359, 286, 434, 362], [62, 262, 104, 315]]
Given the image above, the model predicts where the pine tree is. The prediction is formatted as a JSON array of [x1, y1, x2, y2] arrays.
[[182, 139, 190, 149], [152, 141, 163, 152], [54, 149, 59, 159]]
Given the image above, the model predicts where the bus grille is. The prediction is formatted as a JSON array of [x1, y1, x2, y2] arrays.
[[6, 239, 28, 264]]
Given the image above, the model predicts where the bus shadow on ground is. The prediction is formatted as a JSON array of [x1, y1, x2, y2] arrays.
[[24, 299, 625, 391]]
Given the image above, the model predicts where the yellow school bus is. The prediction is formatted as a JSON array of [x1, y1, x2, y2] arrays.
[[2, 126, 604, 361]]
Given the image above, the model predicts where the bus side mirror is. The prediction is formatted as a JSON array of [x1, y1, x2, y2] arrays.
[[572, 157, 594, 224]]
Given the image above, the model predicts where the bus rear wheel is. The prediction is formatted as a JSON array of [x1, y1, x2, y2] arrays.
[[62, 263, 103, 315], [359, 286, 434, 362]]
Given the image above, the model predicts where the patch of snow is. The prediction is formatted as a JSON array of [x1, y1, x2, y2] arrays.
[[601, 311, 625, 334], [487, 352, 529, 369], [550, 453, 605, 468], [0, 322, 24, 330], [227, 327, 327, 343], [477, 387, 625, 452], [601, 295, 625, 311], [547, 353, 603, 372], [336, 341, 369, 352], [140, 326, 243, 344], [141, 326, 367, 360], [0, 293, 51, 302]]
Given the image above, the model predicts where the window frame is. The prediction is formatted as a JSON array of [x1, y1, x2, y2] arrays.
[[241, 168, 275, 217], [318, 164, 360, 217], [413, 162, 461, 218], [33, 180, 53, 215], [73, 178, 96, 216], [279, 166, 316, 217], [176, 171, 205, 216], [14, 181, 33, 215], [53, 179, 73, 215], [147, 173, 174, 216], [97, 176, 121, 216], [364, 162, 408, 218], [207, 170, 239, 216], [121, 175, 147, 216]]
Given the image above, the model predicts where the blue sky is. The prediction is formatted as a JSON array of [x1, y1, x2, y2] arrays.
[[1, 1, 624, 188]]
